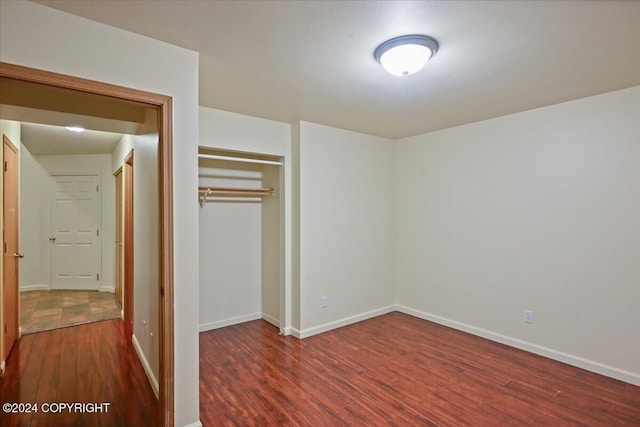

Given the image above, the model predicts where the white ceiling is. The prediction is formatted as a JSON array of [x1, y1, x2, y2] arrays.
[[35, 0, 640, 139], [21, 122, 122, 155]]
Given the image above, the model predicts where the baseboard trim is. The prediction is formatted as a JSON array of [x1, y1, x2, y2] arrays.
[[0, 360, 5, 377], [281, 326, 295, 337], [262, 312, 280, 328], [21, 285, 116, 293], [20, 284, 50, 292], [50, 286, 101, 291], [184, 421, 203, 427], [297, 305, 396, 339], [131, 334, 160, 398], [395, 304, 640, 387], [199, 312, 262, 333], [289, 327, 301, 338]]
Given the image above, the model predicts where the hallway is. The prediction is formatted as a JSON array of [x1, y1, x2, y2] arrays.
[[0, 319, 158, 426]]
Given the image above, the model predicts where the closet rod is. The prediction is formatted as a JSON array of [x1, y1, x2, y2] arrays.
[[198, 153, 283, 166], [198, 186, 274, 206], [198, 186, 273, 196]]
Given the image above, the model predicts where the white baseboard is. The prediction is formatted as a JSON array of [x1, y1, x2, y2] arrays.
[[281, 326, 294, 337], [395, 304, 640, 387], [296, 305, 396, 339], [121, 309, 124, 320], [199, 312, 262, 332], [0, 360, 5, 377], [20, 284, 50, 292], [21, 285, 116, 293], [198, 306, 392, 338], [262, 312, 280, 328], [51, 286, 101, 291], [132, 334, 159, 398], [184, 421, 203, 427]]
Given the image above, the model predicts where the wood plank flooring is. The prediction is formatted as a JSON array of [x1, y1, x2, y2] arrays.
[[199, 312, 640, 426], [0, 319, 159, 427]]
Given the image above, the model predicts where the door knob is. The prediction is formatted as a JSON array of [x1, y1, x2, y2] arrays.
[[14, 253, 24, 258], [49, 236, 56, 241]]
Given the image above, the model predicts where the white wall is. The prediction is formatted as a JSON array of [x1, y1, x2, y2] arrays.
[[198, 161, 263, 330], [113, 133, 160, 389], [296, 122, 395, 336], [199, 107, 292, 332], [1, 119, 23, 145], [111, 134, 134, 174], [33, 153, 115, 290], [395, 86, 640, 385], [19, 144, 51, 290], [0, 2, 200, 424]]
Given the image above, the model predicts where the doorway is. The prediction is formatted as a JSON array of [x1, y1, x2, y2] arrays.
[[197, 148, 286, 332], [0, 62, 174, 426], [19, 161, 122, 334]]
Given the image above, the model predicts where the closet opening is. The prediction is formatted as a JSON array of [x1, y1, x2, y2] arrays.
[[198, 148, 285, 334]]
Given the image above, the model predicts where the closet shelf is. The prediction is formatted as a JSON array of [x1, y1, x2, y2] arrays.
[[199, 186, 275, 206]]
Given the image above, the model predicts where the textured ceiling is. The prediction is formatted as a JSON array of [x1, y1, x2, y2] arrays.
[[35, 0, 640, 139]]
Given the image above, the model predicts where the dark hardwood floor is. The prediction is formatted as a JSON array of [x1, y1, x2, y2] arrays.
[[200, 312, 640, 426], [0, 319, 159, 427]]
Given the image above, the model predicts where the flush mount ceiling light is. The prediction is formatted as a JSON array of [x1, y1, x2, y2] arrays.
[[374, 34, 439, 77], [65, 126, 85, 133]]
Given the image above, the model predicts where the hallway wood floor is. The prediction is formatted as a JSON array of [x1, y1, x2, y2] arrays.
[[200, 312, 640, 426], [0, 319, 158, 427]]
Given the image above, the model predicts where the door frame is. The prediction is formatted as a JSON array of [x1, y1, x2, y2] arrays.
[[114, 167, 123, 305], [2, 134, 20, 371], [0, 62, 175, 426], [123, 151, 134, 327]]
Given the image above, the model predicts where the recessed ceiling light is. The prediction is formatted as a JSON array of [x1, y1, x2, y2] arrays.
[[65, 126, 85, 133], [374, 34, 439, 77]]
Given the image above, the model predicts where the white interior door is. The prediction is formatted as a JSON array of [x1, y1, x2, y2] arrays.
[[51, 175, 101, 290]]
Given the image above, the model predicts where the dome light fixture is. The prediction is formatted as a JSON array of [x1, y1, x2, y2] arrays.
[[374, 34, 439, 77]]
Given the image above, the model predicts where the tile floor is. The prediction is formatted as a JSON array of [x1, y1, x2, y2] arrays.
[[20, 290, 122, 334]]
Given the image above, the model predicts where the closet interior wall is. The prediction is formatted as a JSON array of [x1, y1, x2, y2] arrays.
[[198, 157, 281, 331]]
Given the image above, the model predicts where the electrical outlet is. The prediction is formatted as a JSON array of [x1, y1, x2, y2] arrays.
[[321, 296, 328, 308], [524, 310, 533, 324]]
